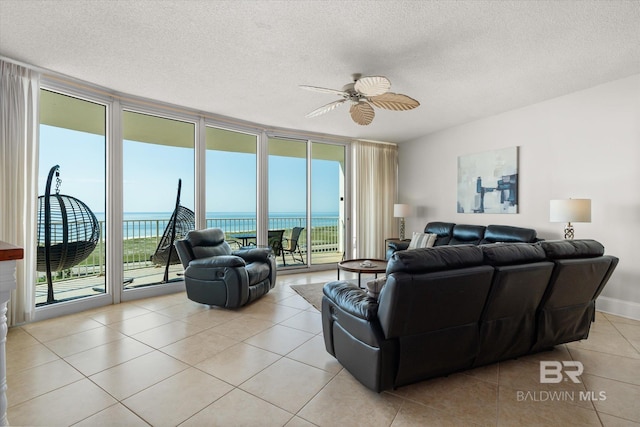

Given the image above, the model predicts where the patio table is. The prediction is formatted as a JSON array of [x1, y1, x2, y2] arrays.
[[232, 233, 256, 247]]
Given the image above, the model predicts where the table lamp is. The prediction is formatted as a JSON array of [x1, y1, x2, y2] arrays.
[[549, 199, 591, 239], [393, 203, 411, 240]]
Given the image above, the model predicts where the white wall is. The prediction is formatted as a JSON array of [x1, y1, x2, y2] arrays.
[[399, 73, 640, 320]]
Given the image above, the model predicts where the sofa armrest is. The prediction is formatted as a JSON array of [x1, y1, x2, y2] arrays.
[[233, 247, 277, 288], [322, 281, 395, 392], [233, 247, 273, 263], [189, 255, 246, 269], [387, 241, 410, 252], [323, 281, 379, 320]]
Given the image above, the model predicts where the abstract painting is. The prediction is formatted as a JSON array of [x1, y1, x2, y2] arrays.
[[457, 146, 518, 214]]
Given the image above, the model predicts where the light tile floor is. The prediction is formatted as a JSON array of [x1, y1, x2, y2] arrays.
[[7, 270, 640, 426]]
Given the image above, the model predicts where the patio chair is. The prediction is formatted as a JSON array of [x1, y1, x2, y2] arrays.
[[268, 229, 285, 263], [282, 227, 304, 266]]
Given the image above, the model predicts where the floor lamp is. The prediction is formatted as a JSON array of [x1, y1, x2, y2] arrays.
[[549, 199, 591, 239]]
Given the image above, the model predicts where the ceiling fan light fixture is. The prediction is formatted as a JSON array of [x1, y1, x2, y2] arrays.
[[301, 74, 418, 125]]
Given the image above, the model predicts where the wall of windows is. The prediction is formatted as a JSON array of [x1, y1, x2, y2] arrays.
[[35, 78, 351, 318]]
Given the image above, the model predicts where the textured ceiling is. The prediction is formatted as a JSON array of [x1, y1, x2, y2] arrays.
[[1, 0, 639, 143]]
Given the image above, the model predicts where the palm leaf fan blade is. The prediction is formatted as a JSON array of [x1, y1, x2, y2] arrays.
[[368, 92, 420, 111], [350, 101, 375, 125], [305, 99, 346, 118], [299, 85, 347, 96], [354, 76, 391, 96]]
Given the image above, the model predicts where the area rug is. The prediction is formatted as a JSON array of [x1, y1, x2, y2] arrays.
[[290, 282, 326, 311]]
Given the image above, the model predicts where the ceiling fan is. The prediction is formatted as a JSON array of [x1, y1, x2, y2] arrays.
[[300, 74, 420, 125]]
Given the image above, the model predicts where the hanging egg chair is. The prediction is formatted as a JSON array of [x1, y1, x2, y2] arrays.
[[36, 165, 100, 304], [151, 179, 195, 283]]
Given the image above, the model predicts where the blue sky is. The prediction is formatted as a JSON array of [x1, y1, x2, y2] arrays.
[[39, 125, 341, 214]]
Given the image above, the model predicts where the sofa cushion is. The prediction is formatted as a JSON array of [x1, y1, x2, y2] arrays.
[[192, 243, 233, 259], [450, 224, 486, 245], [541, 239, 605, 259], [408, 232, 437, 249], [366, 276, 387, 298], [185, 228, 226, 246], [388, 245, 484, 274], [480, 224, 537, 244], [424, 222, 455, 246], [482, 242, 546, 266], [184, 228, 234, 259]]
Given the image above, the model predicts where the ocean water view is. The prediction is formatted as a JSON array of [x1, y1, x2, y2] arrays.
[[93, 211, 340, 239]]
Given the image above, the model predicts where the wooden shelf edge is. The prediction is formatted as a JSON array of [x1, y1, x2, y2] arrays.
[[0, 242, 24, 261]]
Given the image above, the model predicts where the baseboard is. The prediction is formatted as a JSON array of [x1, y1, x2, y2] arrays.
[[596, 296, 640, 321]]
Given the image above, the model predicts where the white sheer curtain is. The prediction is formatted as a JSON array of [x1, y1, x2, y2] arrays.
[[352, 140, 398, 259], [0, 60, 39, 326]]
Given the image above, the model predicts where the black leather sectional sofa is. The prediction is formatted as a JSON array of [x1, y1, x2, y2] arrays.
[[386, 221, 539, 259], [322, 239, 618, 392]]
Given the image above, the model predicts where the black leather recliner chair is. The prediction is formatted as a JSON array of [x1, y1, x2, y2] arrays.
[[174, 228, 277, 308]]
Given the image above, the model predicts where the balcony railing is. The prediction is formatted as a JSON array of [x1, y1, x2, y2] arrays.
[[36, 215, 341, 284]]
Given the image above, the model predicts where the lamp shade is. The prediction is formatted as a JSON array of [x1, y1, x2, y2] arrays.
[[549, 199, 591, 223], [393, 204, 411, 218]]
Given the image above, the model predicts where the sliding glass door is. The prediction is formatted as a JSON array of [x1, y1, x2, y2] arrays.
[[122, 111, 195, 289], [205, 127, 257, 247], [311, 142, 346, 265], [268, 137, 308, 267], [37, 89, 106, 306], [267, 137, 347, 268]]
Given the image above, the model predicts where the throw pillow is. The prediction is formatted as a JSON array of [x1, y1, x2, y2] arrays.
[[366, 276, 386, 299], [408, 232, 437, 249]]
